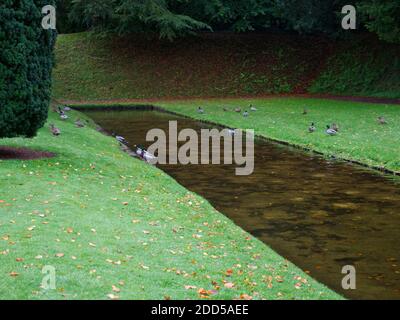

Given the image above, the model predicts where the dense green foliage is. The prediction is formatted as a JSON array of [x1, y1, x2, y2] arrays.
[[358, 0, 400, 44], [57, 0, 400, 43], [0, 0, 56, 138], [0, 109, 340, 300], [310, 36, 400, 98]]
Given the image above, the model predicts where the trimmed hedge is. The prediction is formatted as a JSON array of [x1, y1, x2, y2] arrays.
[[0, 0, 56, 138]]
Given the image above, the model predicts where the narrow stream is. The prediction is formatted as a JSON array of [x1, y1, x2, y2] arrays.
[[85, 109, 400, 300]]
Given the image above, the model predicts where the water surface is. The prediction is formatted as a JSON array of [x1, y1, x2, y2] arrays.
[[85, 109, 400, 299]]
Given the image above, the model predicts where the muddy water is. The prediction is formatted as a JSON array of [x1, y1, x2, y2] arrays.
[[85, 109, 400, 300]]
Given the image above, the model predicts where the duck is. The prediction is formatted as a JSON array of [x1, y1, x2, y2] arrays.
[[308, 123, 316, 133], [60, 113, 69, 120], [331, 123, 340, 132], [326, 125, 337, 136], [74, 118, 85, 128], [235, 108, 241, 113], [64, 106, 71, 112], [135, 145, 157, 163], [50, 124, 61, 136], [197, 107, 204, 114], [378, 116, 387, 125], [250, 105, 257, 112], [113, 133, 128, 145], [243, 111, 249, 117], [227, 128, 237, 137]]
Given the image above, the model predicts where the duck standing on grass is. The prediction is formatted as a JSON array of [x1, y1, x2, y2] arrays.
[[308, 123, 316, 133], [378, 116, 387, 125], [50, 124, 61, 136], [250, 105, 257, 112], [235, 107, 241, 113], [243, 111, 249, 118], [326, 125, 337, 136], [197, 107, 204, 114], [58, 107, 69, 120]]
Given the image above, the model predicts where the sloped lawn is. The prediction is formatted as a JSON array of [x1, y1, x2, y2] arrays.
[[0, 109, 341, 300]]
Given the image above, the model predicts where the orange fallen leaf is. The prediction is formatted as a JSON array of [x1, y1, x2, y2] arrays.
[[112, 285, 121, 293]]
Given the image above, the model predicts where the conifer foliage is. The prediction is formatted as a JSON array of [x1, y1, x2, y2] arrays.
[[0, 0, 56, 138]]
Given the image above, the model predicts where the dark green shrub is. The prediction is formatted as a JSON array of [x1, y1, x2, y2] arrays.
[[0, 0, 56, 138]]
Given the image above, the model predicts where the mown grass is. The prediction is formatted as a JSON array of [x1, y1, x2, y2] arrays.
[[72, 97, 400, 174], [0, 109, 341, 300]]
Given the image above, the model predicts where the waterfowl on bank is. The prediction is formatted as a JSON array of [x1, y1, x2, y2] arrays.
[[60, 113, 69, 120], [308, 123, 316, 133], [243, 111, 249, 117], [113, 133, 128, 145], [250, 105, 257, 112], [326, 125, 337, 136], [197, 107, 204, 114], [135, 145, 157, 163], [50, 124, 61, 136], [75, 119, 85, 128], [227, 128, 237, 136], [331, 123, 339, 132], [378, 116, 387, 125], [64, 106, 71, 112], [235, 108, 241, 113]]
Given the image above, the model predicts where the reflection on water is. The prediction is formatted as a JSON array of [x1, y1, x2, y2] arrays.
[[85, 109, 400, 300]]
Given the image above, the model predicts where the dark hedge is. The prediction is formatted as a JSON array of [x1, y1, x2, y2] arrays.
[[0, 0, 56, 138]]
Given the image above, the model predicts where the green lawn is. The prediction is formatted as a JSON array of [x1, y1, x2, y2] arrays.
[[0, 109, 340, 300], [70, 97, 400, 175]]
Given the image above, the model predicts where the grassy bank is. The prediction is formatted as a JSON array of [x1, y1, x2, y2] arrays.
[[310, 36, 400, 99], [0, 109, 340, 300], [68, 97, 400, 175], [53, 33, 399, 100]]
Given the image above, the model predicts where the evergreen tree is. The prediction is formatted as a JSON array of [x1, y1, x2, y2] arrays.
[[0, 0, 57, 138]]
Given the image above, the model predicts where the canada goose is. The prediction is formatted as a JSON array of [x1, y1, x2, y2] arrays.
[[250, 105, 257, 112], [308, 123, 316, 133], [197, 107, 204, 114], [243, 111, 249, 117]]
